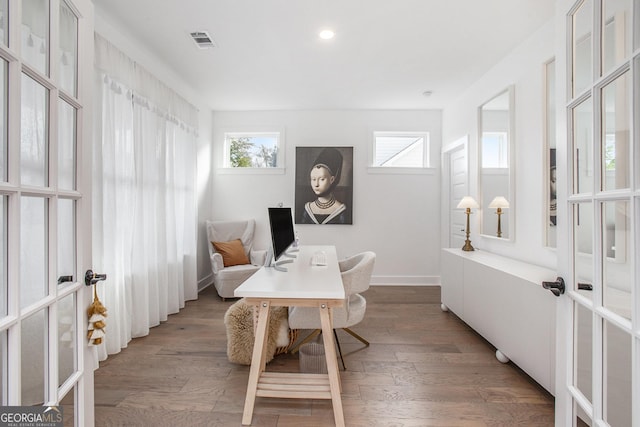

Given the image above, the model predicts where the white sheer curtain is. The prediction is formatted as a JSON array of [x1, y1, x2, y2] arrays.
[[93, 34, 198, 359]]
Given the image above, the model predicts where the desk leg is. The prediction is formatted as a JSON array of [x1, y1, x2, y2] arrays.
[[242, 300, 271, 425], [319, 303, 345, 427]]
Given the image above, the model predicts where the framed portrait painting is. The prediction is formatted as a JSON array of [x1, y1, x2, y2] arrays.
[[295, 146, 353, 225]]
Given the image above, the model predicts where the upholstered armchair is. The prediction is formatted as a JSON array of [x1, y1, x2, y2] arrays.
[[288, 251, 376, 368], [206, 219, 267, 300]]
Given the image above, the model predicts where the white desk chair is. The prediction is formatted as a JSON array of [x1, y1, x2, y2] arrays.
[[288, 251, 375, 369]]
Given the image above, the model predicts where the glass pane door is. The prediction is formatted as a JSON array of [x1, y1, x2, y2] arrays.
[[560, 1, 639, 426], [0, 0, 94, 425]]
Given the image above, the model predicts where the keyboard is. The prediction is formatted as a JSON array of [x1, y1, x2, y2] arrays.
[[311, 250, 327, 266]]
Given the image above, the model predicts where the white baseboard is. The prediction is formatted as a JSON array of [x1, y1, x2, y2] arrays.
[[370, 275, 440, 286], [198, 273, 213, 292]]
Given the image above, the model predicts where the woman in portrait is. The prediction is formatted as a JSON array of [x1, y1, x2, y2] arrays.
[[300, 147, 348, 224]]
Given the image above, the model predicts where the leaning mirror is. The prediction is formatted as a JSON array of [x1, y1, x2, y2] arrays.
[[479, 86, 514, 240]]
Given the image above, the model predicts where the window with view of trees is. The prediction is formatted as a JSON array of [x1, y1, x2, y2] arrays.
[[225, 132, 281, 168]]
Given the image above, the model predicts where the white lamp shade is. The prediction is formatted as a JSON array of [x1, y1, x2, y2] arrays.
[[488, 196, 510, 209], [457, 196, 479, 209]]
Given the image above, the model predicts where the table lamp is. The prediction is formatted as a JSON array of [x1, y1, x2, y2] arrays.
[[457, 196, 479, 251], [488, 196, 509, 238]]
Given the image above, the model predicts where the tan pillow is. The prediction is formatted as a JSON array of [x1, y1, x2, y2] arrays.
[[212, 239, 250, 267]]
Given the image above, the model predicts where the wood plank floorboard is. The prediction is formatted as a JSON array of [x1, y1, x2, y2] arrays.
[[94, 285, 554, 426]]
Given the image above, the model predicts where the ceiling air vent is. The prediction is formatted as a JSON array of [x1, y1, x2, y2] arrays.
[[190, 31, 215, 49]]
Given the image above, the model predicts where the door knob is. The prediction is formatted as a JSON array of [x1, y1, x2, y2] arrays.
[[85, 270, 107, 287], [542, 277, 565, 297]]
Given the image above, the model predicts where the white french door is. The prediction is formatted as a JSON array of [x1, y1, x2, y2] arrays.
[[0, 0, 95, 425], [555, 0, 638, 425]]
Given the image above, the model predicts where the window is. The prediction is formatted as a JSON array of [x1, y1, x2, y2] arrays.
[[371, 131, 430, 170], [481, 131, 508, 168], [224, 132, 282, 169]]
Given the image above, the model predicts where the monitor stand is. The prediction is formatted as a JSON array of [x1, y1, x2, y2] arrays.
[[283, 247, 298, 258], [272, 258, 293, 272]]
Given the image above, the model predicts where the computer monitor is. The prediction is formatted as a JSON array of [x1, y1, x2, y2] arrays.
[[267, 207, 296, 271]]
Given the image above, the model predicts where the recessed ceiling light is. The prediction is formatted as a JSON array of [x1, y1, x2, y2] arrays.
[[319, 29, 335, 40], [422, 90, 433, 97]]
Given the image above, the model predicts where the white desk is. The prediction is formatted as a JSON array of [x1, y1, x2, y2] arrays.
[[234, 245, 346, 426]]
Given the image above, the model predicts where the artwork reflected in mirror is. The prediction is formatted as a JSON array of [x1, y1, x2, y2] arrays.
[[479, 87, 514, 239]]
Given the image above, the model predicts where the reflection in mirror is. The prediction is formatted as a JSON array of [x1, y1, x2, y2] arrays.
[[545, 58, 556, 248], [479, 87, 513, 239]]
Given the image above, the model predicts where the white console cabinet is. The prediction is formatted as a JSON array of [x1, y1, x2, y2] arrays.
[[440, 248, 557, 394]]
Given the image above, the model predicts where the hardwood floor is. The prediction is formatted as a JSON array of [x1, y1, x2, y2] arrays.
[[94, 285, 554, 426]]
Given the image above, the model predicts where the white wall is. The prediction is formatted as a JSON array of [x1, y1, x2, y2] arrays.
[[94, 10, 216, 290], [442, 20, 557, 270], [211, 110, 442, 285]]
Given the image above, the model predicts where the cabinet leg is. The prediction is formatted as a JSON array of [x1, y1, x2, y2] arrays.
[[496, 350, 510, 364], [440, 303, 449, 312]]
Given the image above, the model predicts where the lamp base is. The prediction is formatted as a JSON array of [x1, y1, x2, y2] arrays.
[[461, 239, 475, 251]]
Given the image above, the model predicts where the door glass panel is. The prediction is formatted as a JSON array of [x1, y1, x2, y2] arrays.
[[636, 6, 640, 50], [0, 195, 5, 317], [601, 201, 630, 319], [21, 74, 49, 187], [0, 330, 5, 404], [572, 0, 593, 95], [604, 320, 631, 426], [602, 0, 632, 75], [21, 0, 49, 76], [576, 410, 592, 426], [57, 198, 75, 285], [60, 386, 75, 426], [0, 58, 7, 182], [20, 196, 48, 308], [58, 100, 76, 190], [574, 202, 594, 293], [601, 72, 630, 191], [21, 309, 46, 405], [58, 293, 74, 387], [575, 302, 593, 402], [59, 2, 77, 96], [573, 98, 593, 194], [0, 0, 7, 46]]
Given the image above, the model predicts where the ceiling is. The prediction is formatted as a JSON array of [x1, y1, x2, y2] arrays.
[[93, 0, 555, 111]]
